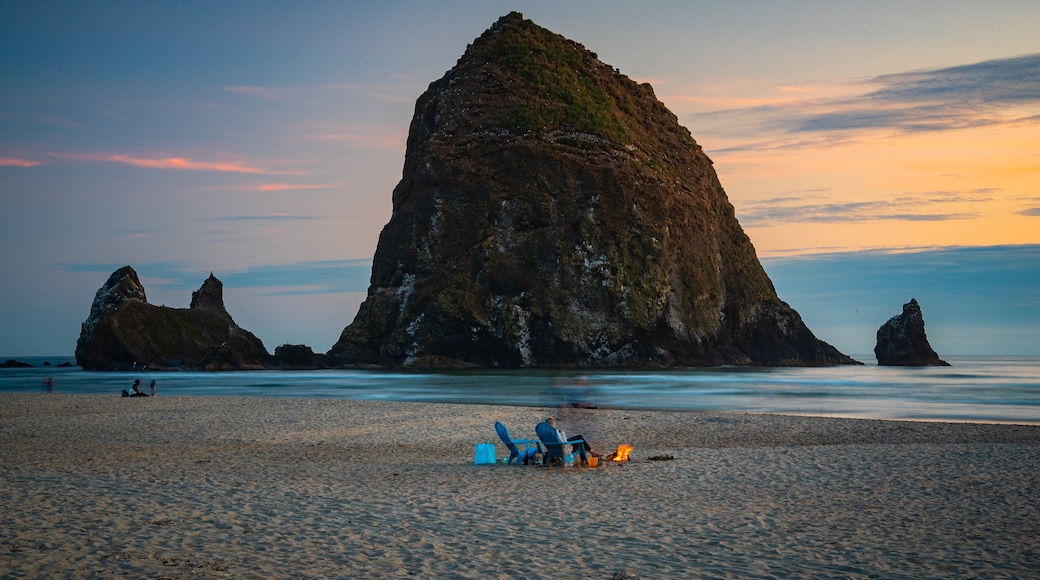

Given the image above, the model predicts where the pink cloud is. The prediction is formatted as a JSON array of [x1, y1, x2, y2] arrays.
[[256, 183, 332, 192], [0, 157, 42, 167], [49, 152, 301, 175], [216, 182, 335, 192]]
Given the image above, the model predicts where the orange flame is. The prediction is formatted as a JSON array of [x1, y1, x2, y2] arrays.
[[611, 444, 633, 462]]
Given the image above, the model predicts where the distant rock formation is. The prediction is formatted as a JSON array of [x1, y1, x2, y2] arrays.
[[328, 13, 859, 369], [875, 298, 949, 366], [1, 359, 33, 368], [75, 266, 273, 370], [273, 344, 328, 370]]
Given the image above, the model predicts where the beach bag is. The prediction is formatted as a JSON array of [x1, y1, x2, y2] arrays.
[[473, 442, 496, 465]]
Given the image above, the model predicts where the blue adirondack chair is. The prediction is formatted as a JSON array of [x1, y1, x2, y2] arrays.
[[495, 421, 542, 465], [535, 421, 587, 466]]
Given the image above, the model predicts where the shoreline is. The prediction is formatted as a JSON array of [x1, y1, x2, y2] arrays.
[[7, 391, 1040, 428], [3, 355, 1039, 428], [3, 394, 1039, 578]]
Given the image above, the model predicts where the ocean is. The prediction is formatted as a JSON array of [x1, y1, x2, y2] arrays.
[[3, 355, 1038, 425]]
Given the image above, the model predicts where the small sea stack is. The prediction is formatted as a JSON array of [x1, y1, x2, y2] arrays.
[[875, 298, 949, 366]]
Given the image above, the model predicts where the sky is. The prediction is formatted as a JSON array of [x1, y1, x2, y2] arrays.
[[2, 1, 1039, 358]]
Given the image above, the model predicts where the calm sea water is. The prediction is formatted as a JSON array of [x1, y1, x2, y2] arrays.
[[2, 355, 1038, 425]]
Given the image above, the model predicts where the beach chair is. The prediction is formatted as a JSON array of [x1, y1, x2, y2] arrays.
[[535, 421, 587, 467], [495, 421, 542, 465]]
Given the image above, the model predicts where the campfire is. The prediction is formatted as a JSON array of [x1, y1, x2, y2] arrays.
[[606, 444, 633, 462]]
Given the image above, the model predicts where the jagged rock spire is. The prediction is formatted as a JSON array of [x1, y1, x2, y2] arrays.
[[875, 298, 949, 366], [76, 268, 269, 370], [190, 273, 229, 318]]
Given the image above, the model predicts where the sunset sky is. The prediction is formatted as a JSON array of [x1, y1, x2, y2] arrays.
[[2, 1, 1038, 357]]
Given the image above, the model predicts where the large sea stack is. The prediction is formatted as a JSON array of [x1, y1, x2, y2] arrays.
[[75, 266, 272, 370], [328, 13, 858, 369]]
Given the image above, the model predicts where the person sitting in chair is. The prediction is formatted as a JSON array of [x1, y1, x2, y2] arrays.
[[546, 417, 602, 459]]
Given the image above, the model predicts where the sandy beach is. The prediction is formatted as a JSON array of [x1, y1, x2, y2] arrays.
[[2, 394, 1038, 579]]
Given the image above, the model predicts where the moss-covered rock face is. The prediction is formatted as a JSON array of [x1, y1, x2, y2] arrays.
[[75, 267, 272, 370], [328, 12, 859, 368]]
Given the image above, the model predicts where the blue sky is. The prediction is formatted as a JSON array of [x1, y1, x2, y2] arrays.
[[2, 1, 1039, 357]]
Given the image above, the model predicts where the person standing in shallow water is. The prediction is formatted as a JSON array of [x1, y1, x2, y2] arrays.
[[150, 380, 156, 396]]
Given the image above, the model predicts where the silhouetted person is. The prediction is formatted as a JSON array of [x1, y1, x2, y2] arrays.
[[126, 379, 149, 397]]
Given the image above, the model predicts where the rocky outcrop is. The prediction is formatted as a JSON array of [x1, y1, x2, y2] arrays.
[[875, 298, 949, 366], [75, 266, 272, 370], [273, 344, 328, 370], [1, 359, 33, 368], [328, 13, 858, 369]]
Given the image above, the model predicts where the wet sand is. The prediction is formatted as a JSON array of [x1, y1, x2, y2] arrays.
[[2, 393, 1039, 578]]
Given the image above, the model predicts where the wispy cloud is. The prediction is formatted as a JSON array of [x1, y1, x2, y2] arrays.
[[222, 83, 411, 151], [737, 188, 995, 226], [0, 156, 42, 167], [304, 129, 407, 151], [199, 213, 325, 222], [254, 183, 331, 192], [222, 82, 415, 104], [210, 182, 336, 192], [689, 54, 1040, 150], [48, 152, 301, 175], [660, 78, 863, 113], [0, 111, 84, 129], [222, 85, 284, 100], [867, 55, 1040, 106]]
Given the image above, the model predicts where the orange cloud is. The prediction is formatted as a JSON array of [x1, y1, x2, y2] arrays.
[[715, 121, 1040, 257], [0, 157, 42, 167]]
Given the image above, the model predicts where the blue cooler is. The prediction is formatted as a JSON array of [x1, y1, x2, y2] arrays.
[[473, 442, 496, 464]]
